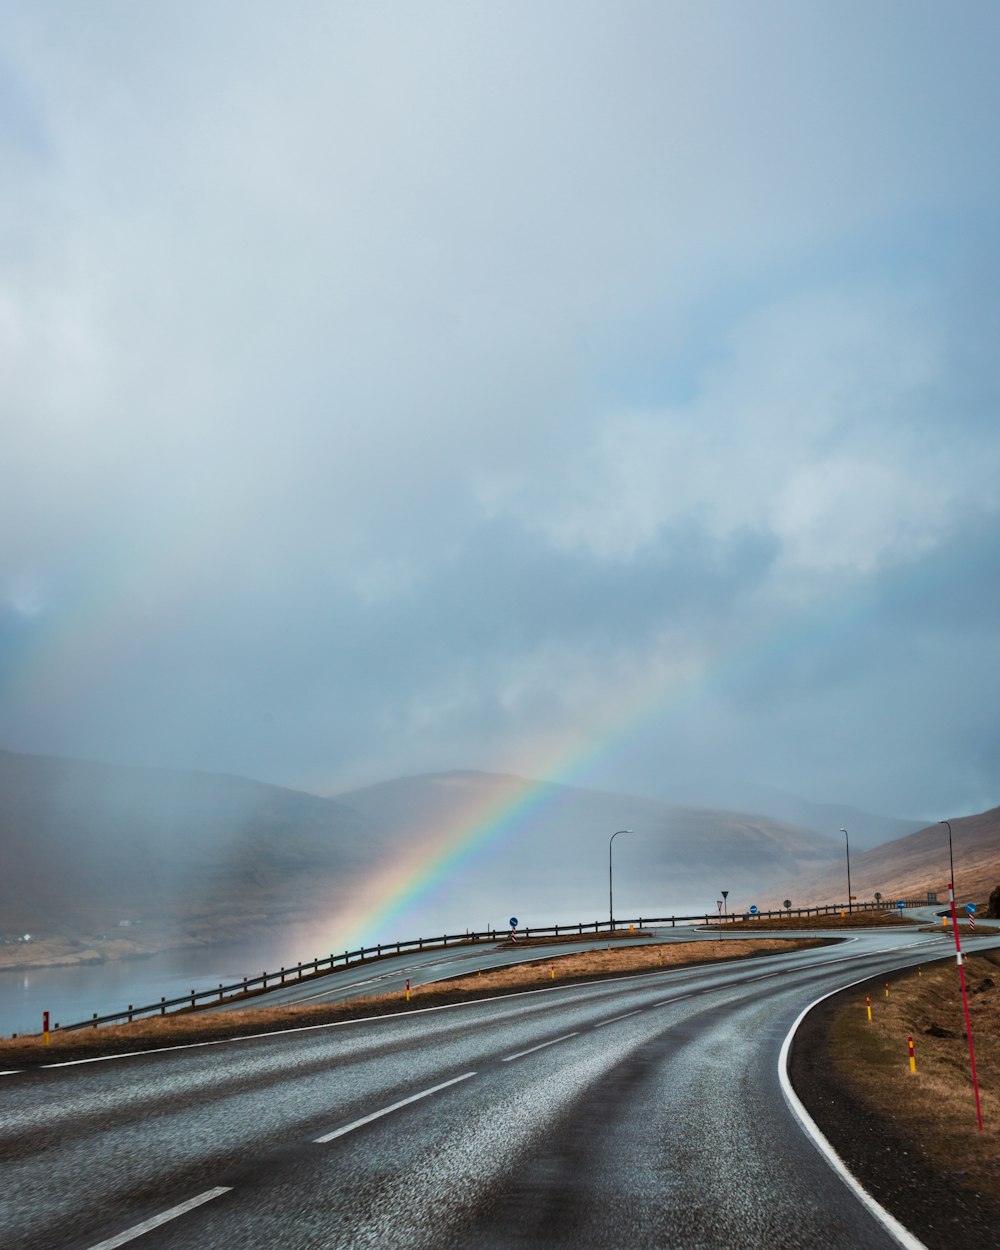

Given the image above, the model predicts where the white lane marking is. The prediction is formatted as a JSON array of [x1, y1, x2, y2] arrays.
[[778, 976, 930, 1250], [593, 1010, 642, 1029], [86, 1187, 232, 1249], [502, 1033, 579, 1062], [652, 994, 692, 1006], [314, 1072, 476, 1143], [748, 972, 779, 981], [0, 1070, 22, 1076]]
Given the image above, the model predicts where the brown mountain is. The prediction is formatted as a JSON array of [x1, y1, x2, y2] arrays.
[[773, 807, 1000, 910]]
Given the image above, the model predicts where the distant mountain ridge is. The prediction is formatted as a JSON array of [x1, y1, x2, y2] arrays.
[[1, 749, 979, 966], [775, 806, 1000, 909], [0, 748, 382, 947], [657, 778, 927, 850], [330, 769, 863, 923]]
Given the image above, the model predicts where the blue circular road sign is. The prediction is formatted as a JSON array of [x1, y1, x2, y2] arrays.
[[749, 905, 759, 916], [509, 917, 518, 928], [966, 903, 976, 915]]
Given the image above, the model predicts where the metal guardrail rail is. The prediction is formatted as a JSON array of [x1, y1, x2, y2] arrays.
[[43, 898, 928, 1035]]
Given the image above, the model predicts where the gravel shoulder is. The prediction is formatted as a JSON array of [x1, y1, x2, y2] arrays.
[[790, 955, 1000, 1248]]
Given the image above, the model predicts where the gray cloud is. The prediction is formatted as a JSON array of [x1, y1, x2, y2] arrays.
[[2, 2, 999, 819]]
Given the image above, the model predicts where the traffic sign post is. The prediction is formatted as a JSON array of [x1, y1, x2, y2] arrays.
[[967, 903, 976, 932], [509, 917, 518, 943], [749, 904, 759, 918]]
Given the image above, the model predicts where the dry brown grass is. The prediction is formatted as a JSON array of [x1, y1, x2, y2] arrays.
[[828, 949, 1000, 1198], [722, 911, 915, 931], [429, 936, 823, 991], [0, 936, 824, 1067]]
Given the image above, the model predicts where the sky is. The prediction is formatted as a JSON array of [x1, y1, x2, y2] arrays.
[[1, 2, 999, 821]]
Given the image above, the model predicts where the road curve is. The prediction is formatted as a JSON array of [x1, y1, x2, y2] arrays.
[[3, 926, 995, 1250]]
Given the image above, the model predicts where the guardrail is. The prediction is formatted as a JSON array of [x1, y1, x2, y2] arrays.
[[49, 898, 926, 1035]]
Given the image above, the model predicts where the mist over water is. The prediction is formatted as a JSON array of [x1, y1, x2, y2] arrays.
[[1, 892, 717, 1038], [0, 924, 332, 1038]]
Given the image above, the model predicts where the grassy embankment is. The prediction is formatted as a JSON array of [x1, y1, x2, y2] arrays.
[[721, 910, 918, 931], [826, 947, 1000, 1200], [0, 935, 825, 1067]]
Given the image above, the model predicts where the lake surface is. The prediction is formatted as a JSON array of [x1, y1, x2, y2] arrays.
[[0, 928, 331, 1039]]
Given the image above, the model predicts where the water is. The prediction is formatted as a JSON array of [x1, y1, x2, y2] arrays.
[[0, 928, 333, 1039]]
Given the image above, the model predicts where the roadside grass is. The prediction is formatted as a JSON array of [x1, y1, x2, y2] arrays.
[[0, 936, 825, 1067], [722, 911, 916, 931], [827, 949, 1000, 1200]]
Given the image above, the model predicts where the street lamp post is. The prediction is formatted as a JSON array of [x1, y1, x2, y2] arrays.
[[840, 828, 852, 914], [609, 829, 632, 933], [939, 820, 954, 898]]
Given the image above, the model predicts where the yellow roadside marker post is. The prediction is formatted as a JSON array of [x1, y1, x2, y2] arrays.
[[866, 995, 872, 1021], [908, 1035, 916, 1075], [405, 978, 410, 1003]]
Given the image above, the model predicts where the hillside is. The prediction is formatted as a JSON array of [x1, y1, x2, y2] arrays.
[[773, 808, 1000, 910], [332, 770, 848, 925], [0, 749, 383, 959], [2, 749, 943, 969], [657, 779, 926, 850]]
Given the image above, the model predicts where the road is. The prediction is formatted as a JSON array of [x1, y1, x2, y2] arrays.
[[205, 927, 717, 1013], [2, 922, 996, 1250]]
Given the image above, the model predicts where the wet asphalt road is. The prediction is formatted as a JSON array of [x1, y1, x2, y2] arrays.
[[205, 927, 716, 1012], [3, 925, 997, 1250]]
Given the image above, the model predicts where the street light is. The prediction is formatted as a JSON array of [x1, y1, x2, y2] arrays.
[[840, 828, 852, 914], [609, 829, 632, 933], [939, 820, 954, 896]]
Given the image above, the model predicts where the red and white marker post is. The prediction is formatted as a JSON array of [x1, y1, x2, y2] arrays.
[[948, 882, 984, 1132]]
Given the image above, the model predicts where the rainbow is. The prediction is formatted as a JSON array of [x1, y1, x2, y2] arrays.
[[326, 545, 968, 951], [10, 529, 973, 953]]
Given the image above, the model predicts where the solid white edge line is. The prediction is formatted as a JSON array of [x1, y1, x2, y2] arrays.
[[502, 1032, 579, 1062], [314, 1071, 476, 1143], [593, 1009, 642, 1029], [85, 1186, 232, 1249], [0, 1070, 22, 1076], [778, 974, 930, 1250]]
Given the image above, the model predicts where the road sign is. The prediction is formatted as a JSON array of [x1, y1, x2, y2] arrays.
[[749, 905, 759, 916], [897, 900, 905, 911], [509, 917, 518, 928], [966, 903, 976, 915]]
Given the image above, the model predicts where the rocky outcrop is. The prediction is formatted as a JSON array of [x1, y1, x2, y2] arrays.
[[987, 884, 1000, 919]]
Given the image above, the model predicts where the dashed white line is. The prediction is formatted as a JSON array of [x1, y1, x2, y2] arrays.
[[593, 1010, 642, 1029], [502, 1032, 579, 1062], [652, 994, 692, 1006], [86, 1187, 232, 1249], [0, 1070, 22, 1076], [314, 1072, 477, 1143]]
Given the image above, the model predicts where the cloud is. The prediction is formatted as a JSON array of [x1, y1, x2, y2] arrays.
[[1, 3, 999, 817]]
